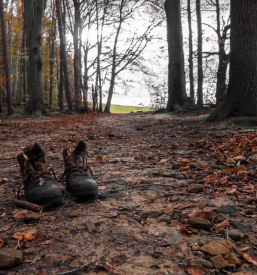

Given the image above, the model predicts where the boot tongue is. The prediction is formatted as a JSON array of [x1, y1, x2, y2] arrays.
[[67, 153, 83, 166]]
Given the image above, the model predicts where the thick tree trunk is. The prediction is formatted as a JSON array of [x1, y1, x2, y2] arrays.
[[56, 0, 73, 112], [25, 0, 45, 115], [165, 0, 186, 112], [187, 0, 194, 101], [73, 1, 82, 113], [207, 0, 257, 122], [0, 0, 13, 115], [196, 0, 203, 105]]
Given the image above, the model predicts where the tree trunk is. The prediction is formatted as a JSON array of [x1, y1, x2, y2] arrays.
[[165, 0, 186, 112], [0, 0, 13, 115], [104, 0, 124, 113], [187, 0, 194, 101], [24, 0, 45, 115], [56, 0, 73, 112], [49, 9, 56, 106], [207, 0, 257, 122], [215, 0, 229, 105], [73, 0, 82, 113], [196, 0, 203, 105]]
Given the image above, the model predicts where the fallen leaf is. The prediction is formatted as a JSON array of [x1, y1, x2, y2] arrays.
[[24, 230, 37, 241], [214, 219, 230, 233], [188, 208, 202, 218], [41, 240, 51, 245], [12, 232, 24, 240], [0, 238, 4, 248], [180, 225, 199, 234], [186, 266, 207, 275], [12, 209, 29, 219], [241, 252, 257, 266]]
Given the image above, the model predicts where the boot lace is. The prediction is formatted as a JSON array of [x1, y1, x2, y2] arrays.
[[17, 167, 57, 199], [59, 151, 93, 182]]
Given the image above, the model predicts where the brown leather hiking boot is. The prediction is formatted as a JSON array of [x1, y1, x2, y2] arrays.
[[17, 143, 63, 206], [62, 140, 98, 199]]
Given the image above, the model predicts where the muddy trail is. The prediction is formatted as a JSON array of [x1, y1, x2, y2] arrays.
[[1, 112, 257, 275]]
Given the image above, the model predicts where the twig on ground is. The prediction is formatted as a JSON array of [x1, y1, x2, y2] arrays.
[[59, 251, 109, 275], [226, 227, 230, 245], [12, 199, 42, 212]]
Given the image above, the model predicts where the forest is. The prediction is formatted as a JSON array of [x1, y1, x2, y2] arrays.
[[1, 0, 257, 275]]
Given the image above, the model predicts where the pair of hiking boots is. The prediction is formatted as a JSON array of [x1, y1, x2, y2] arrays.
[[17, 140, 98, 205]]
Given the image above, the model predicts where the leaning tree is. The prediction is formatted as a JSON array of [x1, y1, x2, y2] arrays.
[[207, 0, 257, 121]]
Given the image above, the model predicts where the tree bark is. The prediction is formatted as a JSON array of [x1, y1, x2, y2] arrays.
[[56, 0, 73, 112], [215, 0, 229, 105], [24, 0, 45, 115], [207, 0, 257, 122], [165, 0, 186, 112], [196, 0, 203, 105], [73, 0, 82, 113], [104, 0, 124, 113], [187, 0, 194, 101], [0, 0, 13, 115]]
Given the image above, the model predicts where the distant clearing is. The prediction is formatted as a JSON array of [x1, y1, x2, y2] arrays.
[[110, 104, 151, 113]]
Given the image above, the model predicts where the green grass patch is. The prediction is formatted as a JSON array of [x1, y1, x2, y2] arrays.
[[110, 104, 151, 113]]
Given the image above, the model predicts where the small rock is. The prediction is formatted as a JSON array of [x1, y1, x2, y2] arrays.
[[227, 253, 241, 266], [210, 164, 224, 170], [85, 221, 95, 233], [216, 213, 229, 223], [119, 204, 138, 211], [158, 214, 170, 223], [69, 259, 80, 268], [176, 174, 185, 179], [162, 207, 174, 216], [23, 212, 40, 222], [169, 231, 181, 245], [10, 114, 22, 119], [199, 240, 232, 256], [233, 155, 245, 161], [162, 172, 176, 178], [228, 229, 243, 242], [226, 158, 236, 167], [230, 221, 252, 233], [132, 233, 145, 242], [172, 162, 180, 170], [187, 217, 211, 230], [245, 209, 254, 215], [0, 248, 23, 268], [189, 161, 208, 168], [141, 210, 162, 219], [188, 184, 204, 193], [191, 259, 213, 269], [248, 235, 257, 244], [217, 204, 240, 215], [23, 247, 42, 255], [243, 197, 254, 204], [251, 154, 257, 163], [44, 254, 71, 266], [247, 170, 256, 176], [210, 255, 228, 270]]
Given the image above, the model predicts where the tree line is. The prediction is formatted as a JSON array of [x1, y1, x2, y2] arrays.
[[0, 0, 257, 121]]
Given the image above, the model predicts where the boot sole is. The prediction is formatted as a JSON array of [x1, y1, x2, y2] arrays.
[[26, 193, 64, 206], [68, 188, 98, 199]]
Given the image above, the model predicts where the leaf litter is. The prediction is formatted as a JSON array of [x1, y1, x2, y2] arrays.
[[1, 113, 257, 274]]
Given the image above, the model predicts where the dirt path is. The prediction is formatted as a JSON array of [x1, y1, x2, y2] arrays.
[[1, 112, 257, 275]]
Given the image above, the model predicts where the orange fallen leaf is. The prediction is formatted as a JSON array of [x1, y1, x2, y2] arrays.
[[188, 208, 202, 218], [214, 219, 230, 233], [12, 209, 29, 219], [0, 238, 4, 248], [180, 225, 199, 235], [41, 240, 51, 245], [186, 267, 207, 275], [24, 230, 37, 241], [12, 232, 24, 240], [241, 252, 257, 266]]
